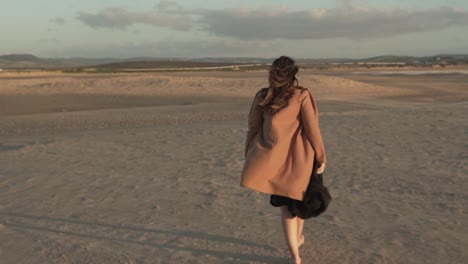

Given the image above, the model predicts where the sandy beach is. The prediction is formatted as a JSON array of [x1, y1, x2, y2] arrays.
[[0, 69, 467, 263]]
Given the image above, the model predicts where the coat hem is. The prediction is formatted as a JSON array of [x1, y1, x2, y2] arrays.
[[240, 182, 303, 201]]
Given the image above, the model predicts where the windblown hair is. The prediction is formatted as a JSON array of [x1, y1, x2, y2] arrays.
[[258, 56, 301, 114]]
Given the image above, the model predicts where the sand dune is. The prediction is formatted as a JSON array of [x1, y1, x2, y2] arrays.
[[0, 71, 413, 98], [0, 70, 421, 117], [0, 70, 467, 263]]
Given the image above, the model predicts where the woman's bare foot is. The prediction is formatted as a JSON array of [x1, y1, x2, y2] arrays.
[[291, 256, 302, 264], [298, 235, 305, 248]]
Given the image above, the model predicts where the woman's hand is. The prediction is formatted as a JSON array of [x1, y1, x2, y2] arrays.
[[317, 162, 326, 174]]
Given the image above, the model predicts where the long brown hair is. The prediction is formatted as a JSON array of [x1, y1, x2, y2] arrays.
[[258, 56, 300, 114]]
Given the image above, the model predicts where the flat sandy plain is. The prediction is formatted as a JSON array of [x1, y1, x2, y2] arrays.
[[0, 68, 467, 263]]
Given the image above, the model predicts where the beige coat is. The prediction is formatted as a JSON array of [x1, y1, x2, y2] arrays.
[[240, 87, 327, 201]]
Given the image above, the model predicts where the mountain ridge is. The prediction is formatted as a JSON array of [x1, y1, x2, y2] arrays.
[[1, 53, 467, 69]]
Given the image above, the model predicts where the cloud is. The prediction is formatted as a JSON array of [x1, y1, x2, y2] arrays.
[[76, 5, 191, 30], [75, 1, 468, 40], [157, 0, 183, 12], [38, 38, 59, 43], [49, 17, 66, 25], [197, 5, 468, 40]]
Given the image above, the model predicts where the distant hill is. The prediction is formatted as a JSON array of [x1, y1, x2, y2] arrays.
[[352, 54, 468, 64], [0, 54, 123, 69], [0, 54, 40, 61], [0, 53, 467, 69], [188, 57, 349, 64], [418, 54, 468, 64], [91, 60, 251, 69], [355, 55, 417, 63]]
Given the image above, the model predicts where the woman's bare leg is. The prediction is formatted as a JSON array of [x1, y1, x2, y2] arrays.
[[297, 217, 305, 248], [280, 206, 301, 264]]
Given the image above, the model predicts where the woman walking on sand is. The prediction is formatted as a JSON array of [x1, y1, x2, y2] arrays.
[[240, 56, 327, 264]]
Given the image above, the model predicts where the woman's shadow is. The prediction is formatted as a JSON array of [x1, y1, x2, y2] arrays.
[[0, 211, 286, 263]]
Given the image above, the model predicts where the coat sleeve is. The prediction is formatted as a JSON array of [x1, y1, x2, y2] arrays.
[[300, 89, 327, 164], [244, 91, 264, 158]]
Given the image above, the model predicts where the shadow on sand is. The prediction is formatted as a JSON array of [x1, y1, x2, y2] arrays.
[[0, 211, 285, 263]]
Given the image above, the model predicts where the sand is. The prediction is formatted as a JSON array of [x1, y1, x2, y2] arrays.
[[0, 70, 467, 263]]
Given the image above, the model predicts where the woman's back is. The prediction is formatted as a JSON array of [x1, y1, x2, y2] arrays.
[[240, 86, 326, 201], [258, 87, 305, 148]]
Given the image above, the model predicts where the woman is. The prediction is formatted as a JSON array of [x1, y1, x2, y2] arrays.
[[240, 56, 327, 264]]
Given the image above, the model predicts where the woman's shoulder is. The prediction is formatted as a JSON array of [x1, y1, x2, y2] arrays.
[[295, 86, 318, 105], [258, 87, 269, 94], [295, 86, 311, 98], [295, 86, 308, 93], [255, 87, 269, 99]]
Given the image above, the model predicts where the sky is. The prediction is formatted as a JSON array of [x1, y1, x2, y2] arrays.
[[0, 0, 467, 58]]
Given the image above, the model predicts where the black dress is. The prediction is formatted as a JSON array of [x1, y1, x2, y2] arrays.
[[269, 159, 331, 219]]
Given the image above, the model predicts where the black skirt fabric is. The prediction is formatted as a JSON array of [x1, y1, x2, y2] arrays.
[[269, 160, 322, 216], [270, 194, 294, 207], [269, 173, 322, 217], [270, 194, 301, 217], [269, 169, 330, 219]]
